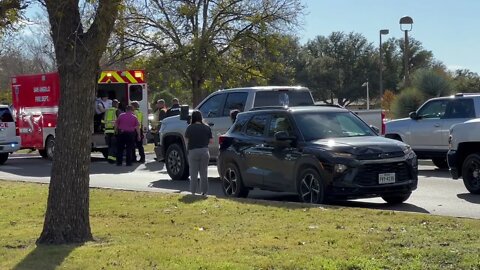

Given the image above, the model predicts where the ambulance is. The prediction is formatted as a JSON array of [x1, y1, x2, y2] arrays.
[[10, 70, 148, 159]]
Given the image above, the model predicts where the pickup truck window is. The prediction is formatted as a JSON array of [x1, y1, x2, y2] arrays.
[[198, 93, 226, 118], [254, 90, 314, 107], [223, 92, 248, 116], [442, 99, 475, 119], [417, 99, 448, 119], [0, 108, 14, 122]]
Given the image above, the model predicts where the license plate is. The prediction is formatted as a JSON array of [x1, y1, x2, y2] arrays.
[[379, 173, 395, 184]]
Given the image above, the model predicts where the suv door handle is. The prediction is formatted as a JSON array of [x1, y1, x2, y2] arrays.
[[208, 122, 214, 126]]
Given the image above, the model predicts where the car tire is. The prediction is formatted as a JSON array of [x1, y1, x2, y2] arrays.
[[297, 167, 325, 204], [461, 153, 480, 194], [381, 192, 411, 204], [432, 157, 448, 169], [221, 162, 249, 198], [165, 143, 189, 180], [0, 153, 8, 165]]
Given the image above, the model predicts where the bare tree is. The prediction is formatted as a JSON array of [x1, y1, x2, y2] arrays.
[[37, 0, 121, 244], [125, 0, 303, 105]]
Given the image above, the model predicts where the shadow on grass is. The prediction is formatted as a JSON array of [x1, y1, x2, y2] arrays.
[[457, 193, 480, 204], [13, 244, 78, 270], [179, 194, 208, 203]]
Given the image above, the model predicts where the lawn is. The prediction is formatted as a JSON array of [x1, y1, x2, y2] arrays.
[[1, 180, 479, 270]]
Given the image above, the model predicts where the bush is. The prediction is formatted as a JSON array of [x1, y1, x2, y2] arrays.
[[412, 68, 452, 98], [391, 87, 424, 118]]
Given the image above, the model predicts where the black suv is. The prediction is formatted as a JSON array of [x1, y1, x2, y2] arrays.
[[218, 106, 418, 204]]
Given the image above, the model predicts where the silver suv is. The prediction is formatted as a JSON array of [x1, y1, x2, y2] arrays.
[[0, 105, 21, 165], [385, 94, 480, 168], [155, 86, 315, 180]]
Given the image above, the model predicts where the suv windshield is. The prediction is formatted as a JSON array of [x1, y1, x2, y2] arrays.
[[254, 90, 314, 107], [294, 111, 376, 141], [0, 108, 14, 122]]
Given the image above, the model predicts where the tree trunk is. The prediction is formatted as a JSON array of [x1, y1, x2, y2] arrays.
[[191, 74, 204, 107], [37, 0, 120, 245]]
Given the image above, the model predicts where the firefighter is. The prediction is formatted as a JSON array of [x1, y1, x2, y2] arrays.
[[104, 99, 120, 163], [131, 101, 145, 163]]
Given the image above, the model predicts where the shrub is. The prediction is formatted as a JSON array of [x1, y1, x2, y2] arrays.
[[391, 87, 424, 118], [412, 68, 452, 98]]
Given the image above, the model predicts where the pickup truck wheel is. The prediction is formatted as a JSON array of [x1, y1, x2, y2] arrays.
[[165, 143, 189, 180], [461, 154, 480, 194], [432, 157, 448, 169], [0, 153, 8, 165], [381, 192, 411, 204]]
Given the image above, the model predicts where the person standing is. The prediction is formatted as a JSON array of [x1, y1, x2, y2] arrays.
[[115, 105, 140, 166], [104, 99, 120, 163], [166, 98, 181, 117], [95, 93, 111, 132], [131, 101, 145, 163], [185, 110, 212, 195], [153, 99, 167, 145]]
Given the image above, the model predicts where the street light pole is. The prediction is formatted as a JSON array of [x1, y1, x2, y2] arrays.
[[379, 29, 389, 108], [399, 16, 413, 87], [362, 81, 370, 110]]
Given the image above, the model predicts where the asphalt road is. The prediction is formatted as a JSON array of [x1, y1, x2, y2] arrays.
[[1, 153, 479, 219]]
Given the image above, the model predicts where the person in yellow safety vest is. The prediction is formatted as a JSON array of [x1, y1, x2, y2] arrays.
[[131, 101, 145, 163], [104, 99, 120, 163]]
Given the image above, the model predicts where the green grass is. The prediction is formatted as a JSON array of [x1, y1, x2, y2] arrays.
[[1, 180, 479, 270]]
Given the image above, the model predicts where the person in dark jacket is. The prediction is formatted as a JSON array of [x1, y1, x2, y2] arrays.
[[185, 110, 212, 195], [166, 98, 181, 117]]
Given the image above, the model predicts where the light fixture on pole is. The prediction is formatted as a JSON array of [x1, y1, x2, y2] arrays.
[[379, 29, 389, 108], [362, 81, 370, 110], [399, 16, 413, 86]]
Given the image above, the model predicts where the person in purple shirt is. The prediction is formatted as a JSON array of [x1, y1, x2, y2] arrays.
[[115, 105, 140, 166]]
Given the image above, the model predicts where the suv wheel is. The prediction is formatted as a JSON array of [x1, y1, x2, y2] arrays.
[[297, 168, 325, 204], [222, 163, 249, 198], [381, 192, 411, 204], [432, 157, 448, 169], [461, 153, 480, 194], [165, 143, 189, 180], [0, 153, 8, 165]]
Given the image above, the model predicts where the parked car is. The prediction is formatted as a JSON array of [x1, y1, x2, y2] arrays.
[[155, 86, 315, 180], [0, 105, 21, 165], [218, 106, 418, 204], [447, 118, 480, 194], [385, 93, 480, 168]]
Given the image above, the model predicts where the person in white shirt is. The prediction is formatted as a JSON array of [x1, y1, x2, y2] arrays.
[[94, 94, 111, 132]]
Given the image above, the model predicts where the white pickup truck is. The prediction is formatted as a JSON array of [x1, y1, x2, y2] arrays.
[[447, 118, 480, 194]]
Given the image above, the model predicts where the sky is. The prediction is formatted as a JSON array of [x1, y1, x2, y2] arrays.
[[300, 0, 480, 73], [23, 1, 480, 74]]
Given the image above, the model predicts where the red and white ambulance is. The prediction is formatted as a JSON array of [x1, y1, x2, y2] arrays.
[[10, 70, 148, 159]]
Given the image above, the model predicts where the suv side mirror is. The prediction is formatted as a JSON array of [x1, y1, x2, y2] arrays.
[[409, 111, 420, 120], [180, 105, 189, 121], [274, 131, 296, 142]]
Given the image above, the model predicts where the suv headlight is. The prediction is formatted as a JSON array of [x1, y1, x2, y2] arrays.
[[334, 164, 348, 174], [403, 146, 415, 159]]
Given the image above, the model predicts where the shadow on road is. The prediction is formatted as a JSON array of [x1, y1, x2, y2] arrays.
[[13, 244, 77, 270], [333, 200, 430, 214], [457, 193, 480, 204], [418, 168, 450, 178]]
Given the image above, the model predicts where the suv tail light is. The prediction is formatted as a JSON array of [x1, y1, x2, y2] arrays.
[[15, 126, 20, 136], [381, 111, 386, 135], [218, 135, 226, 145]]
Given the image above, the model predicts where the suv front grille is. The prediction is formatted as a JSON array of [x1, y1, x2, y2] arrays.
[[355, 162, 411, 186]]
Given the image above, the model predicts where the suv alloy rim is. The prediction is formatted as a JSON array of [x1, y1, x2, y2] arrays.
[[466, 159, 480, 190], [167, 150, 181, 175], [299, 172, 321, 203], [223, 168, 237, 195]]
